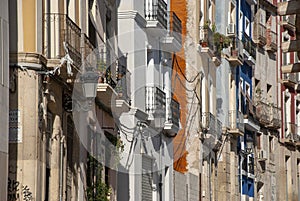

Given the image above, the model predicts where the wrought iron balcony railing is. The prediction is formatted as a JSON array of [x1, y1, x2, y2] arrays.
[[266, 29, 277, 52], [168, 11, 182, 44], [282, 73, 298, 87], [228, 110, 244, 133], [285, 123, 299, 143], [199, 25, 214, 54], [115, 66, 131, 103], [43, 13, 82, 67], [145, 0, 168, 29], [202, 112, 216, 133], [225, 38, 244, 66], [243, 33, 256, 60], [216, 119, 222, 139], [146, 86, 166, 118], [281, 15, 296, 33], [253, 22, 266, 46], [255, 101, 270, 125], [169, 98, 180, 128], [82, 33, 95, 61], [268, 106, 281, 128]]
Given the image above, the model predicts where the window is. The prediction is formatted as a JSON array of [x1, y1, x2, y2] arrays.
[[239, 11, 243, 38], [256, 133, 261, 149], [269, 136, 273, 153], [267, 84, 272, 103], [245, 18, 250, 36], [229, 2, 236, 24], [142, 156, 153, 201]]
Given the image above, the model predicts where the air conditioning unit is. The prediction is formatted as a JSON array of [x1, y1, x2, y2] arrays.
[[227, 23, 236, 36]]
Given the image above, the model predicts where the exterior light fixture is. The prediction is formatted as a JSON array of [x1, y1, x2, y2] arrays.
[[81, 67, 99, 99]]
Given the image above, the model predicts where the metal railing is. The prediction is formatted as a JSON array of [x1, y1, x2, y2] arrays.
[[199, 26, 214, 51], [145, 0, 168, 29], [255, 101, 270, 124], [282, 15, 296, 28], [146, 86, 166, 116], [170, 98, 180, 128], [266, 29, 277, 51], [82, 33, 95, 61], [283, 73, 297, 83], [115, 67, 131, 102], [202, 112, 215, 132], [270, 106, 281, 128], [286, 122, 297, 135], [168, 11, 182, 44], [202, 112, 223, 138], [216, 119, 222, 139], [228, 110, 244, 133], [230, 38, 244, 60], [253, 22, 266, 45], [243, 33, 256, 60], [43, 13, 82, 67]]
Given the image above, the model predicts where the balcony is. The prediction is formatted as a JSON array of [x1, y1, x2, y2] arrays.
[[284, 122, 298, 145], [282, 73, 297, 88], [228, 110, 244, 136], [164, 97, 180, 137], [242, 33, 256, 66], [278, 0, 300, 16], [161, 11, 182, 52], [202, 112, 216, 134], [225, 38, 244, 66], [82, 33, 95, 63], [267, 106, 281, 129], [280, 15, 296, 34], [246, 0, 257, 5], [114, 66, 131, 114], [255, 101, 270, 125], [242, 96, 260, 131], [281, 63, 300, 74], [266, 29, 277, 52], [202, 112, 223, 150], [145, 0, 168, 33], [282, 39, 300, 53], [96, 65, 119, 107], [43, 13, 82, 68], [253, 22, 266, 46], [146, 86, 166, 127], [199, 26, 215, 57], [259, 0, 277, 13]]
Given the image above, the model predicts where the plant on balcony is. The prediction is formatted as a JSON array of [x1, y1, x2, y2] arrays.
[[213, 31, 231, 56], [86, 155, 111, 201]]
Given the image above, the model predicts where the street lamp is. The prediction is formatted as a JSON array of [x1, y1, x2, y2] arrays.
[[81, 67, 99, 99]]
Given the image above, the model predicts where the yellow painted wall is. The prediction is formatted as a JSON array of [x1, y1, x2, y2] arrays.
[[23, 0, 36, 52]]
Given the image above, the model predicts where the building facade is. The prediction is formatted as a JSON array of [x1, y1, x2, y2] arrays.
[[8, 0, 122, 200], [6, 0, 300, 201], [117, 0, 181, 200], [278, 0, 300, 200], [0, 0, 9, 200]]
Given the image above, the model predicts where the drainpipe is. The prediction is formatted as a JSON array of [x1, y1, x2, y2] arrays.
[[237, 0, 242, 199], [59, 135, 65, 201], [208, 153, 212, 201]]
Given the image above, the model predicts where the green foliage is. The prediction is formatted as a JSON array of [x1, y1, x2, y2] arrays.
[[86, 181, 111, 201], [104, 133, 125, 167], [86, 155, 111, 201], [213, 32, 231, 56]]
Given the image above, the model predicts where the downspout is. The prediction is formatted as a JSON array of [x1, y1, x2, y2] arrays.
[[209, 153, 212, 201], [159, 133, 163, 201], [237, 0, 243, 199], [59, 135, 65, 201]]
